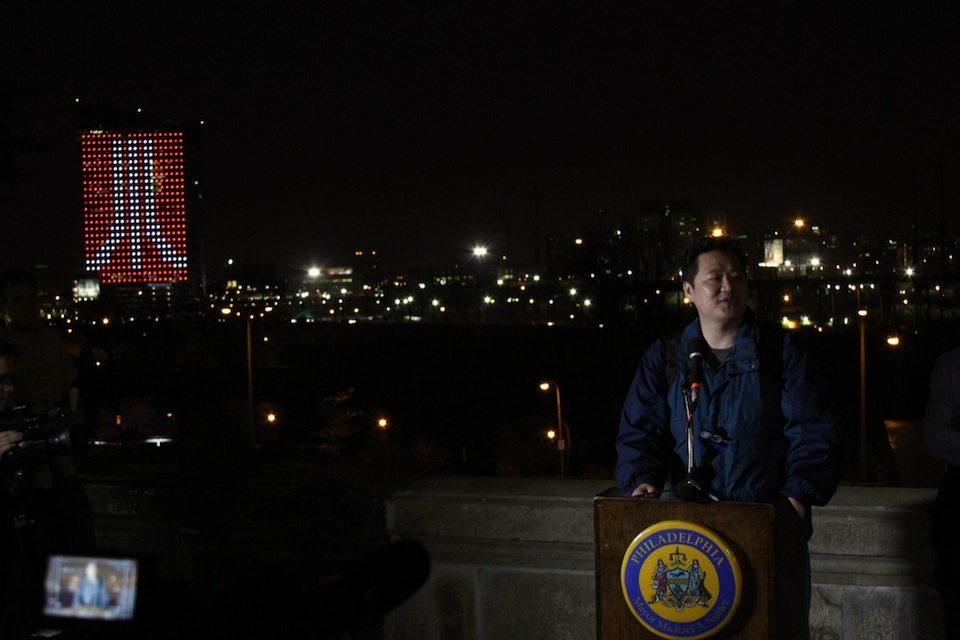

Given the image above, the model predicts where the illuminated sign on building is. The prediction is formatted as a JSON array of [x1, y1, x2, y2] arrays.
[[75, 278, 101, 300], [82, 131, 189, 284], [760, 238, 785, 268]]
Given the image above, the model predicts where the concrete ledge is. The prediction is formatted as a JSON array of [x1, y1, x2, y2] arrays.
[[84, 474, 392, 599], [385, 479, 944, 640], [82, 470, 944, 639], [386, 477, 612, 545]]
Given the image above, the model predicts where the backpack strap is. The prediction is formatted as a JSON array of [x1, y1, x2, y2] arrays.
[[663, 329, 682, 389], [756, 321, 785, 394]]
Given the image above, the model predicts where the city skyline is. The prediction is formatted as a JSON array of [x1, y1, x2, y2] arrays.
[[2, 3, 959, 273]]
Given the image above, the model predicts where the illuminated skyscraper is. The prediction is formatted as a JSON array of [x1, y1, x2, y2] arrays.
[[76, 102, 204, 317], [81, 130, 189, 284]]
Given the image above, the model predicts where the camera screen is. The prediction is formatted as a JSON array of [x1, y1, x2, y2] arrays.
[[41, 555, 139, 621]]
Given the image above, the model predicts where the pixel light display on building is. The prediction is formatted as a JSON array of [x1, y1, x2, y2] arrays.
[[82, 131, 189, 285]]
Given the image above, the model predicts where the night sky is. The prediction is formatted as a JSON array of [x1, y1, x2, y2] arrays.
[[3, 2, 959, 274]]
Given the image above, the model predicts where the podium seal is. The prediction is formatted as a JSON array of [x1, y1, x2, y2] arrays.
[[620, 520, 742, 639]]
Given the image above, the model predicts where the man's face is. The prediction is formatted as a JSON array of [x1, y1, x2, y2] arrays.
[[0, 357, 14, 412], [682, 250, 748, 329], [1, 282, 41, 330]]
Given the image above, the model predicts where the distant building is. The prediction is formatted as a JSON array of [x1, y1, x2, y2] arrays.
[[618, 200, 702, 280], [76, 102, 205, 318]]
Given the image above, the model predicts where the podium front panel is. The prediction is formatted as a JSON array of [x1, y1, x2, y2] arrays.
[[594, 490, 806, 640]]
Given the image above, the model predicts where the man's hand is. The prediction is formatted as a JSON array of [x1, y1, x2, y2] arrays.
[[631, 483, 660, 498], [788, 496, 806, 520], [0, 429, 23, 457]]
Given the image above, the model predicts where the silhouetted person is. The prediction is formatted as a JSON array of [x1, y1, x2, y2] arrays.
[[923, 347, 960, 639], [0, 267, 96, 556], [0, 340, 35, 638]]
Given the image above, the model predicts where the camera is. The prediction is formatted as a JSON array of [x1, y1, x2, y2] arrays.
[[0, 405, 86, 501]]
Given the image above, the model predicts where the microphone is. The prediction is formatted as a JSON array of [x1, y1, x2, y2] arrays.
[[673, 463, 717, 502], [688, 337, 709, 407]]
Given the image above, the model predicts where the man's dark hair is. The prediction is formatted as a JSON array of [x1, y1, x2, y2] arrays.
[[0, 267, 36, 305], [680, 236, 748, 285]]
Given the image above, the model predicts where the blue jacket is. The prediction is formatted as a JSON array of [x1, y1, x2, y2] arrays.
[[73, 575, 111, 608], [615, 310, 841, 508]]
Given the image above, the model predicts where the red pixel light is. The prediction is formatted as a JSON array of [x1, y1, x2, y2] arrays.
[[82, 131, 189, 284]]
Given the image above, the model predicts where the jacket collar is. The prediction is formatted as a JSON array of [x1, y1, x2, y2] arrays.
[[679, 308, 760, 373]]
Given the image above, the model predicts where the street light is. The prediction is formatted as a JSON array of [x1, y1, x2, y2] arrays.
[[887, 332, 903, 419], [540, 380, 570, 478], [222, 306, 256, 449], [858, 308, 867, 482]]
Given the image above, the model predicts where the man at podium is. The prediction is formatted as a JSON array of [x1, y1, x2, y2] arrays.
[[615, 235, 841, 536]]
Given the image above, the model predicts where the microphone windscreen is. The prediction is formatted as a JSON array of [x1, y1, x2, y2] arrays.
[[689, 337, 709, 359]]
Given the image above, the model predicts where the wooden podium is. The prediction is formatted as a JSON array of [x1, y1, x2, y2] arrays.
[[594, 488, 808, 640]]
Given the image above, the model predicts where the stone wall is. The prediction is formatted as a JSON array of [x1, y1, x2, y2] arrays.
[[384, 479, 943, 640], [83, 469, 392, 600], [81, 468, 944, 639]]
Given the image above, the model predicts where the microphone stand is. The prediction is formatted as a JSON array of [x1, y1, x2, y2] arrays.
[[682, 383, 695, 475], [677, 382, 719, 502]]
